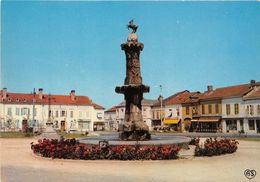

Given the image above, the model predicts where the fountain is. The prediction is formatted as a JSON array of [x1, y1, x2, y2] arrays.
[[80, 20, 191, 147], [115, 20, 150, 141]]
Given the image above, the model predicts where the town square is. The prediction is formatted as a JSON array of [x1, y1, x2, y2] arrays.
[[1, 1, 260, 182]]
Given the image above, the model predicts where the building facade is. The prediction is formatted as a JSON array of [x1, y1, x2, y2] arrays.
[[0, 88, 105, 132], [104, 106, 117, 131], [221, 81, 260, 134]]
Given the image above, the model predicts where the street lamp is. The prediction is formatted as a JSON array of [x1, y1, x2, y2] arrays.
[[157, 85, 164, 126]]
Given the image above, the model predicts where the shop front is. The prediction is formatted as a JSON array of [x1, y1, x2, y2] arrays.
[[163, 118, 181, 131], [191, 117, 221, 133], [93, 121, 107, 131]]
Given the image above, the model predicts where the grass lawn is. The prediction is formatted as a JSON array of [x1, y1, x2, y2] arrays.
[[237, 137, 260, 142], [0, 131, 33, 138]]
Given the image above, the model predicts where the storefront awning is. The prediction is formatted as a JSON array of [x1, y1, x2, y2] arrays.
[[78, 120, 91, 123], [198, 117, 221, 122], [163, 119, 180, 125], [191, 119, 198, 122], [94, 122, 106, 125]]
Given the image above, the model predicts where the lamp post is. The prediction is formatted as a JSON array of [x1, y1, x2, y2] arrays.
[[158, 85, 163, 126]]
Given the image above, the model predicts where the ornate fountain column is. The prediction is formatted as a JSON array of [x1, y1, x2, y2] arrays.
[[115, 20, 150, 140]]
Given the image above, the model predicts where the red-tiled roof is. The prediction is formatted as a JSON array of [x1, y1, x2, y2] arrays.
[[163, 90, 198, 105], [244, 88, 260, 100], [93, 103, 105, 110], [105, 106, 117, 113], [0, 91, 104, 109], [182, 92, 202, 104], [153, 91, 201, 106], [199, 82, 260, 101]]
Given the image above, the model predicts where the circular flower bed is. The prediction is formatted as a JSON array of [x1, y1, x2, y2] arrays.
[[194, 138, 239, 157], [31, 138, 181, 160]]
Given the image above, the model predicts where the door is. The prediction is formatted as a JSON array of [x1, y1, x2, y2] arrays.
[[240, 120, 244, 132], [60, 121, 65, 132], [22, 120, 28, 132], [256, 120, 260, 133]]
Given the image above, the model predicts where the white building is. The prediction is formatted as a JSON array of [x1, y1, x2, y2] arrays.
[[104, 106, 117, 131], [221, 81, 260, 134], [0, 88, 105, 132], [115, 99, 157, 130], [243, 87, 260, 134], [222, 97, 245, 133]]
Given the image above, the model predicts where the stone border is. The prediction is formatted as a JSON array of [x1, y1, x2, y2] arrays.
[[79, 135, 191, 146]]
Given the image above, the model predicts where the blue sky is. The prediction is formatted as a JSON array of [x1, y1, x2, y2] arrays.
[[1, 1, 260, 109]]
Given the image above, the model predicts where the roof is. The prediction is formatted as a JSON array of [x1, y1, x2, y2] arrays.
[[182, 92, 202, 104], [93, 103, 105, 110], [152, 91, 201, 106], [163, 90, 201, 105], [117, 99, 157, 107], [244, 87, 260, 100], [0, 91, 104, 109], [199, 82, 260, 101], [105, 106, 117, 113]]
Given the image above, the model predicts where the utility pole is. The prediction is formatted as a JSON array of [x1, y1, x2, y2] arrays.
[[47, 93, 51, 125], [32, 88, 36, 132], [156, 85, 164, 126], [159, 85, 163, 126]]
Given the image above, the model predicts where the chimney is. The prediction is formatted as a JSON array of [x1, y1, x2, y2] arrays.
[[70, 90, 76, 101], [207, 85, 213, 92], [38, 88, 43, 100], [250, 80, 256, 84], [2, 88, 7, 100]]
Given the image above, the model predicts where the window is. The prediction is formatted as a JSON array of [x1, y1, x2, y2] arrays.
[[226, 120, 237, 131], [21, 108, 25, 115], [208, 104, 212, 114], [246, 105, 250, 115], [86, 111, 89, 118], [56, 111, 59, 117], [78, 121, 90, 129], [234, 104, 239, 115], [79, 111, 82, 118], [258, 105, 260, 115], [249, 120, 255, 130], [186, 106, 189, 115], [250, 105, 254, 115], [21, 108, 29, 115], [157, 111, 160, 119], [49, 110, 52, 117], [7, 108, 12, 116], [16, 108, 20, 116], [152, 111, 156, 119], [215, 104, 219, 114], [61, 110, 66, 117], [70, 111, 74, 118], [15, 120, 20, 128], [226, 104, 230, 115], [202, 104, 205, 114], [176, 108, 180, 116], [54, 121, 58, 128]]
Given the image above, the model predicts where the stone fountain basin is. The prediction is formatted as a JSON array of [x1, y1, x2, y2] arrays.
[[79, 135, 191, 146]]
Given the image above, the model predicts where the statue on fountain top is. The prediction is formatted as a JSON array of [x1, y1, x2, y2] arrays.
[[127, 19, 138, 42]]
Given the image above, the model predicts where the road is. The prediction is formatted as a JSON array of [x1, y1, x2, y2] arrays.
[[1, 138, 260, 182]]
